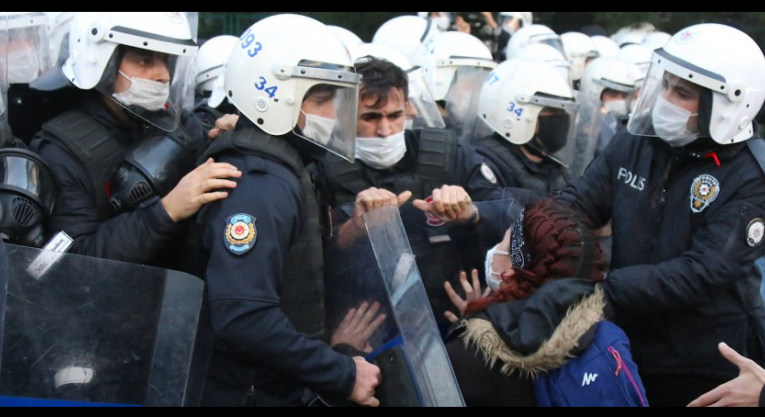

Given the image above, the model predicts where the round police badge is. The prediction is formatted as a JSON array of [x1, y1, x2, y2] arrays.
[[225, 213, 257, 255], [747, 218, 765, 248], [480, 163, 498, 185], [689, 174, 720, 214]]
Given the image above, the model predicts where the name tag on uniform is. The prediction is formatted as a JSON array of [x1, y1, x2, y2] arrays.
[[26, 231, 74, 280]]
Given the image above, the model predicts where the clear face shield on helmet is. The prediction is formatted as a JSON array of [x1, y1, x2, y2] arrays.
[[290, 61, 361, 162], [569, 90, 606, 178], [406, 66, 445, 129], [95, 27, 197, 132], [627, 50, 706, 142], [0, 17, 8, 120], [531, 104, 579, 169], [443, 66, 493, 140], [2, 13, 51, 86], [529, 33, 566, 59]]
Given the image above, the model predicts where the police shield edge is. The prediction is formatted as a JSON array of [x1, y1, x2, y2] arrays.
[[0, 240, 9, 381], [324, 199, 517, 406], [0, 244, 212, 407], [324, 204, 465, 407]]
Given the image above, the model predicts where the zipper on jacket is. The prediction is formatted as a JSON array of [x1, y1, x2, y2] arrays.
[[608, 346, 647, 407]]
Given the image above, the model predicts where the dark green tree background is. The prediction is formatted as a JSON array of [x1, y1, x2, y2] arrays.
[[198, 12, 765, 52]]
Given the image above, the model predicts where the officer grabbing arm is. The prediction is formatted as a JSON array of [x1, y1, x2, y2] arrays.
[[194, 14, 380, 407], [28, 12, 240, 265], [557, 24, 765, 407]]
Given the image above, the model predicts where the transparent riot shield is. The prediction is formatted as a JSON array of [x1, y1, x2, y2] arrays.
[[325, 205, 463, 407], [0, 241, 8, 380], [324, 198, 518, 407], [569, 91, 605, 179], [0, 244, 212, 407]]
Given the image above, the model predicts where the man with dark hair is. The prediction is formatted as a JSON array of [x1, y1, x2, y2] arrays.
[[311, 56, 505, 333]]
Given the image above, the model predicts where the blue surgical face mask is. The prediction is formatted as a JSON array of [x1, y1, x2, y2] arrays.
[[651, 95, 699, 147]]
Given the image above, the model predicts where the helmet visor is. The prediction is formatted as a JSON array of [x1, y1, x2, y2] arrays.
[[293, 79, 359, 162], [407, 67, 445, 129], [626, 55, 705, 138], [3, 13, 51, 85], [443, 66, 492, 141], [98, 46, 196, 132]]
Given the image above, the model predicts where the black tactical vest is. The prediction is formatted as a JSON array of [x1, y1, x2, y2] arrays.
[[475, 134, 571, 197], [202, 128, 326, 339], [32, 111, 128, 219], [321, 128, 459, 205]]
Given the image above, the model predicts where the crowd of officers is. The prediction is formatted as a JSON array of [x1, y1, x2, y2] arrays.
[[2, 11, 765, 407]]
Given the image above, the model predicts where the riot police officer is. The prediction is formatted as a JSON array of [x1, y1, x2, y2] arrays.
[[558, 23, 765, 406], [193, 14, 380, 407], [29, 12, 240, 265], [471, 57, 579, 198]]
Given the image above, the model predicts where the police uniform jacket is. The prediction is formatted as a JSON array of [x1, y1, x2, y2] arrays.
[[31, 96, 184, 264], [194, 120, 356, 406], [557, 129, 765, 383]]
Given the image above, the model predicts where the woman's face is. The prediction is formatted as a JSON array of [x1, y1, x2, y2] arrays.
[[489, 228, 515, 279]]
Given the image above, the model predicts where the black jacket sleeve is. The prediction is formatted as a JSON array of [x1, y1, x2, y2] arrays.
[[37, 140, 180, 263], [199, 157, 356, 400], [604, 197, 765, 318], [556, 145, 614, 230]]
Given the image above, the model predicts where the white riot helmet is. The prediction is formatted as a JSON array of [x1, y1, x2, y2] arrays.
[[225, 14, 360, 162], [62, 12, 197, 132], [476, 57, 578, 165], [612, 22, 655, 47], [590, 35, 620, 58], [517, 42, 572, 88], [372, 15, 441, 63], [411, 31, 496, 139], [560, 32, 599, 83], [504, 24, 565, 61], [579, 56, 639, 118], [350, 43, 445, 129], [328, 25, 363, 49], [195, 35, 238, 108], [642, 31, 671, 51], [0, 12, 51, 85], [498, 12, 532, 35], [616, 43, 652, 86], [627, 23, 765, 145]]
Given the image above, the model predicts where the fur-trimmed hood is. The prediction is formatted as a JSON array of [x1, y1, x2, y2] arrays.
[[458, 281, 606, 378]]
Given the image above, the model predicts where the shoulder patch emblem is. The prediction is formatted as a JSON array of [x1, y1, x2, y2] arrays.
[[747, 218, 765, 248], [690, 174, 720, 214], [481, 163, 498, 185], [225, 213, 257, 255]]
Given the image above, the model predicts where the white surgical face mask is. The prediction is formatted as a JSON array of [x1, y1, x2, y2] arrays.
[[484, 244, 509, 292], [433, 15, 451, 32], [652, 95, 699, 147], [355, 131, 407, 170], [113, 71, 169, 112], [300, 110, 335, 145], [603, 99, 627, 117], [7, 51, 40, 84]]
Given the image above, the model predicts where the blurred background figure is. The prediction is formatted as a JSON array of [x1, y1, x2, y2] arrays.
[[411, 30, 496, 142], [372, 15, 442, 63], [590, 34, 621, 58], [495, 12, 533, 62], [504, 24, 565, 63], [560, 31, 600, 90], [193, 34, 239, 139], [328, 25, 363, 49], [611, 21, 655, 47]]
